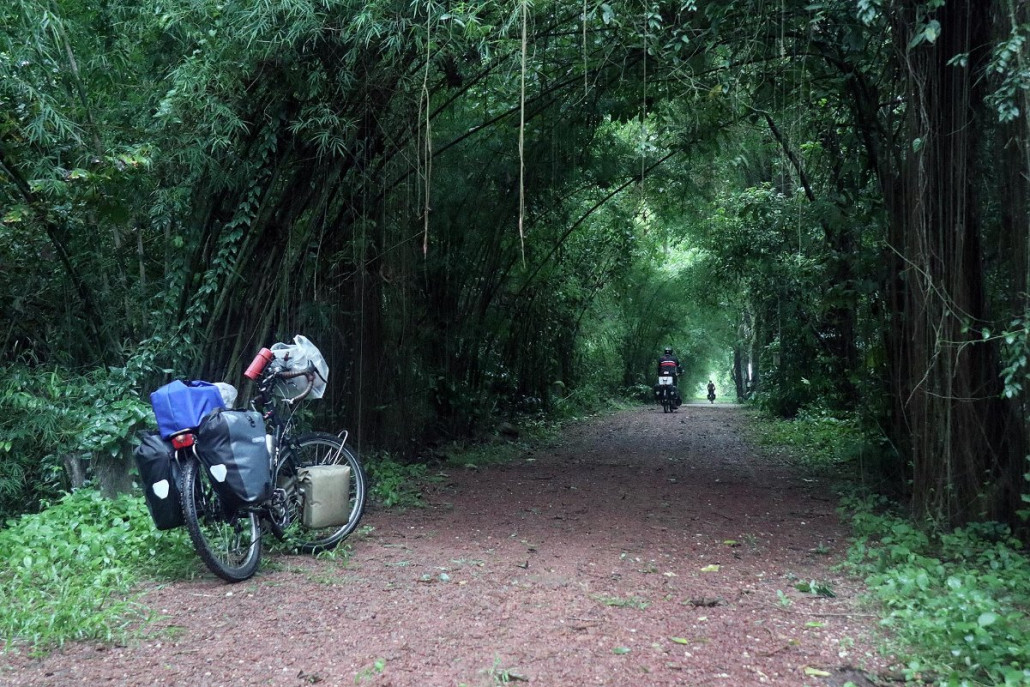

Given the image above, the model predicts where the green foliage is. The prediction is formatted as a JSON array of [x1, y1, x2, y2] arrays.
[[1000, 314, 1030, 401], [1, 0, 166, 363], [354, 658, 386, 684], [0, 364, 151, 519], [592, 593, 650, 610], [549, 383, 619, 421], [793, 579, 835, 597], [748, 407, 865, 471], [844, 497, 1030, 686], [986, 22, 1030, 123], [362, 453, 428, 510], [442, 441, 525, 470], [998, 316, 1030, 523], [696, 172, 884, 418], [484, 657, 528, 685], [0, 489, 196, 653]]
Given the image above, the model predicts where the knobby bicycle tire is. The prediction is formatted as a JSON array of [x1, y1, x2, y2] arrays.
[[273, 432, 367, 554], [180, 457, 262, 583]]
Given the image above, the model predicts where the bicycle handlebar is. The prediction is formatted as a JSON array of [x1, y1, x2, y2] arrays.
[[247, 344, 320, 405], [275, 363, 316, 404]]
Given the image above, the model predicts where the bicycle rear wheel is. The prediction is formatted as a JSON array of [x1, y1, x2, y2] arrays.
[[180, 458, 261, 582], [273, 432, 366, 554]]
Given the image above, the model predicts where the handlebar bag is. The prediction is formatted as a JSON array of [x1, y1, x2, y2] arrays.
[[133, 432, 184, 530], [195, 409, 272, 507], [150, 380, 225, 439], [270, 335, 329, 399]]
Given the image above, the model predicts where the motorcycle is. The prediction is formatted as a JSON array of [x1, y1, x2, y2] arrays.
[[654, 374, 681, 413], [707, 386, 716, 404]]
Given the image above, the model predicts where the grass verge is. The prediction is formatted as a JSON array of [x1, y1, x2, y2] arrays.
[[747, 407, 1030, 686], [0, 489, 197, 654], [843, 496, 1030, 686]]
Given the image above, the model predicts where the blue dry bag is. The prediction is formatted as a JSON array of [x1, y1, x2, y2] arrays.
[[150, 380, 225, 439]]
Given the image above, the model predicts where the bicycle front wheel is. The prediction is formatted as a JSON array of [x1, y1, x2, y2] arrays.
[[274, 432, 367, 554], [180, 458, 262, 582]]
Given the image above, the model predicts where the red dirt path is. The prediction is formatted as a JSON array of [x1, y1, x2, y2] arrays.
[[1, 404, 892, 687]]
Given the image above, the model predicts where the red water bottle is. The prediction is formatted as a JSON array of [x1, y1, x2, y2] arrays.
[[244, 347, 274, 380]]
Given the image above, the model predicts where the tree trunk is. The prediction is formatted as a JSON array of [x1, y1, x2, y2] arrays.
[[62, 454, 87, 490], [732, 345, 745, 401], [884, 0, 1025, 526], [91, 453, 134, 499]]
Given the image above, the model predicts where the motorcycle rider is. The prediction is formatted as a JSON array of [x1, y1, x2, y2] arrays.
[[707, 380, 716, 402], [656, 347, 683, 406]]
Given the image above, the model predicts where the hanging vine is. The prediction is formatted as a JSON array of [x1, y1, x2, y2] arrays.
[[421, 0, 433, 255], [518, 0, 529, 263]]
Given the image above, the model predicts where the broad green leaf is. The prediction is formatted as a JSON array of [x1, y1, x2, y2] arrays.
[[923, 19, 941, 43], [978, 612, 998, 627], [2, 206, 29, 222]]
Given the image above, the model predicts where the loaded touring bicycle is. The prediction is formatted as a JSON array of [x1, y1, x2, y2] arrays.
[[134, 336, 366, 582]]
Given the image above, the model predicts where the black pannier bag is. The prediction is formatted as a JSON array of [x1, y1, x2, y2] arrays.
[[195, 409, 272, 507], [133, 432, 184, 530]]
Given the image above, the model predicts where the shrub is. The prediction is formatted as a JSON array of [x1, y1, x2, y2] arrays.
[[843, 496, 1030, 686], [0, 489, 196, 653], [363, 453, 429, 509], [0, 364, 151, 519], [747, 406, 866, 472]]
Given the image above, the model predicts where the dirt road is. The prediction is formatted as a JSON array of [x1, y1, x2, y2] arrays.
[[2, 403, 889, 687]]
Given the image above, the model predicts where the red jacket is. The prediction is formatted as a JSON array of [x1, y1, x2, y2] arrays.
[[658, 354, 681, 376]]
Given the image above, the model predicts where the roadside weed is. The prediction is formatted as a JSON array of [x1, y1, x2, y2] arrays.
[[485, 657, 528, 684], [363, 453, 428, 508], [748, 408, 863, 468], [0, 489, 197, 652], [794, 579, 835, 597], [354, 659, 386, 683], [843, 496, 1030, 686], [592, 593, 650, 610]]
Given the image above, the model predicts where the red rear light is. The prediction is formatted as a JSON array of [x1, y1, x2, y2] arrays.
[[171, 432, 195, 449]]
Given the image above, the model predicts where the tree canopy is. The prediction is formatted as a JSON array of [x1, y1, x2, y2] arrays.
[[2, 0, 1028, 532]]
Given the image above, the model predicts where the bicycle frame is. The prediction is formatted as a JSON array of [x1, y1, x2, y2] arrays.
[[250, 363, 307, 471], [170, 343, 366, 582], [172, 361, 322, 513]]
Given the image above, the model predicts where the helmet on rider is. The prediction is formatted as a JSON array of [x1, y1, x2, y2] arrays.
[[664, 347, 673, 354]]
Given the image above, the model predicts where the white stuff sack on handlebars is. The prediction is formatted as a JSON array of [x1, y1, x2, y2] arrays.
[[271, 334, 329, 399]]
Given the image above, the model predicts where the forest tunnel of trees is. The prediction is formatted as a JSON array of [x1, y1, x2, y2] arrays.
[[1, 0, 1029, 533]]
